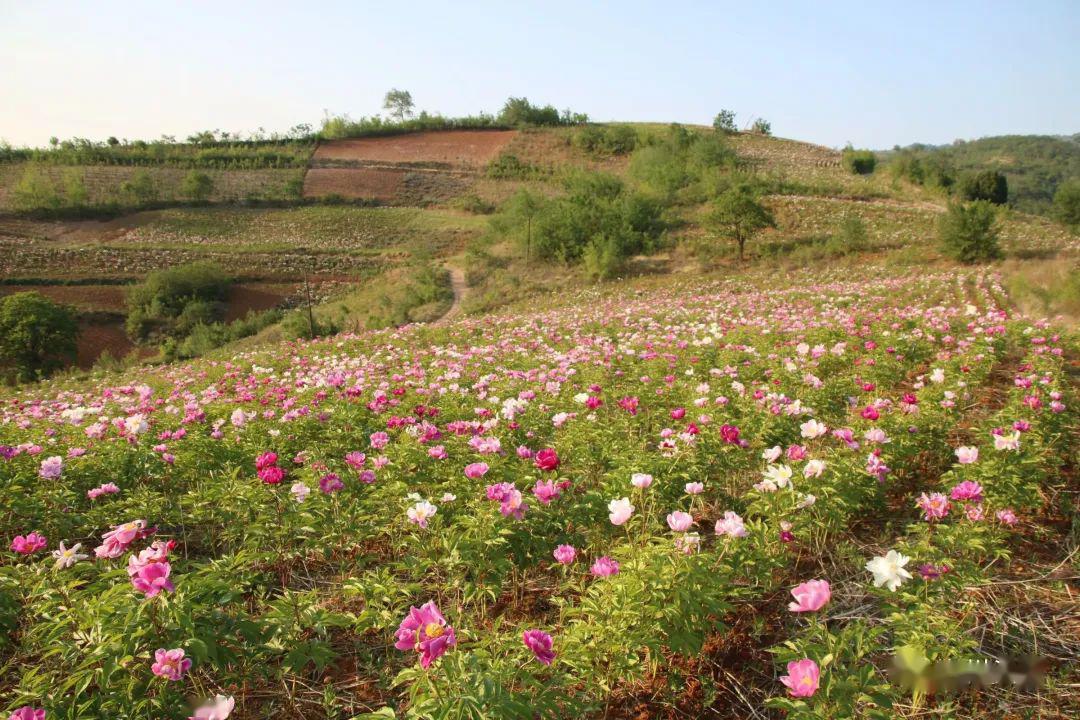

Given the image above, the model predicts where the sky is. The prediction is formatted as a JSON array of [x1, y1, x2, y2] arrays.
[[1, 0, 1077, 149]]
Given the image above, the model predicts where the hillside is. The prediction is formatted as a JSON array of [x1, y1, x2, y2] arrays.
[[885, 134, 1080, 215]]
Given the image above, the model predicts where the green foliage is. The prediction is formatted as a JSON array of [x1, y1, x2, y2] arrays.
[[957, 169, 1008, 204], [497, 97, 586, 127], [485, 153, 551, 180], [0, 135, 314, 169], [118, 169, 158, 204], [628, 125, 736, 201], [573, 124, 638, 155], [1052, 177, 1080, 228], [179, 171, 214, 202], [841, 146, 877, 175], [0, 292, 79, 382], [751, 118, 772, 136], [827, 216, 870, 255], [888, 150, 956, 191], [167, 309, 283, 360], [319, 111, 500, 140], [713, 109, 737, 134], [126, 262, 231, 342], [937, 201, 1001, 263], [11, 164, 64, 211], [706, 186, 776, 259], [450, 193, 496, 214], [382, 88, 415, 122]]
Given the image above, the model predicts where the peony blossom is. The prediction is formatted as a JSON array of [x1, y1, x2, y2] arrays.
[[866, 550, 913, 591], [608, 497, 635, 525], [800, 419, 827, 439], [715, 511, 748, 538], [131, 560, 174, 597], [407, 500, 437, 528], [684, 481, 704, 495], [533, 448, 560, 472], [290, 482, 310, 503], [553, 544, 576, 564], [590, 556, 620, 577], [788, 579, 831, 613], [151, 648, 191, 681], [11, 532, 47, 554], [394, 601, 456, 668], [630, 472, 653, 489], [954, 446, 979, 464], [666, 511, 694, 532], [189, 695, 235, 720], [949, 480, 983, 503], [38, 455, 63, 479], [522, 629, 555, 665], [463, 462, 489, 479], [52, 541, 88, 569], [95, 519, 147, 559], [916, 492, 951, 521], [8, 708, 45, 720], [780, 658, 820, 698]]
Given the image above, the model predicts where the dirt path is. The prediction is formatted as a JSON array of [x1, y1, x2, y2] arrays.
[[433, 265, 467, 326]]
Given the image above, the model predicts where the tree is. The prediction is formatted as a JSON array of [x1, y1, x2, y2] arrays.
[[841, 146, 877, 175], [180, 171, 214, 202], [505, 189, 544, 264], [1053, 178, 1080, 229], [938, 201, 1001, 263], [706, 186, 775, 260], [750, 118, 772, 136], [713, 110, 737, 134], [383, 89, 415, 122], [119, 170, 158, 205], [957, 170, 1008, 205], [0, 292, 79, 381]]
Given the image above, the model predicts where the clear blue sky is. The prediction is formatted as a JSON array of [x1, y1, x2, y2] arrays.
[[1, 0, 1077, 149]]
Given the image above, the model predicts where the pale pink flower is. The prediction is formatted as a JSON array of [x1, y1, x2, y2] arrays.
[[788, 579, 831, 613]]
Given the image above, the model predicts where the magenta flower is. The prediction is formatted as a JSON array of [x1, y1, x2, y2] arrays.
[[151, 647, 191, 681], [464, 462, 489, 479], [532, 479, 561, 505], [319, 473, 343, 494], [949, 480, 983, 503], [916, 492, 950, 521], [394, 601, 456, 668], [590, 556, 620, 577], [344, 451, 366, 469], [553, 544, 576, 564], [534, 448, 560, 472], [780, 658, 820, 697], [131, 560, 174, 598], [9, 708, 45, 720], [522, 629, 555, 665], [788, 579, 831, 613], [94, 519, 147, 558], [11, 532, 47, 554], [369, 431, 390, 449], [255, 451, 278, 470]]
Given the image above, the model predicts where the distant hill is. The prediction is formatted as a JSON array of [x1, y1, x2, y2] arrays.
[[885, 134, 1080, 215]]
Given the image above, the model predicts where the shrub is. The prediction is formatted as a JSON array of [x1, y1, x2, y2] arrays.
[[706, 186, 776, 260], [573, 125, 638, 155], [713, 110, 737, 134], [957, 170, 1008, 204], [824, 216, 870, 255], [11, 164, 63, 212], [451, 194, 496, 215], [0, 292, 78, 382], [628, 126, 736, 201], [1053, 178, 1080, 229], [126, 262, 231, 341], [889, 151, 956, 190], [938, 201, 1001, 263], [497, 97, 585, 127], [180, 171, 214, 201], [841, 147, 877, 175], [750, 118, 772, 136], [118, 170, 158, 205]]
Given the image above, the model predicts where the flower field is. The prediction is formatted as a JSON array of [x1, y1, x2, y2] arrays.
[[1, 267, 1076, 719]]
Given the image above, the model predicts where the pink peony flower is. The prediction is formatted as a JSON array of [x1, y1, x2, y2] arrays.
[[394, 601, 456, 668], [788, 579, 831, 613], [10, 532, 47, 554], [151, 647, 191, 681], [464, 462, 489, 479], [532, 479, 561, 505], [950, 480, 983, 503], [715, 511, 748, 538], [189, 695, 235, 720], [780, 658, 820, 697], [630, 472, 653, 489], [131, 561, 174, 597], [95, 519, 147, 558], [996, 508, 1018, 526], [590, 556, 620, 577], [319, 473, 343, 494], [533, 448, 560, 472], [608, 497, 634, 525], [344, 451, 366, 469], [666, 511, 694, 532], [917, 492, 950, 521], [39, 455, 63, 479], [684, 482, 704, 495], [9, 708, 45, 720], [553, 544, 576, 564], [522, 629, 555, 665], [954, 446, 979, 464]]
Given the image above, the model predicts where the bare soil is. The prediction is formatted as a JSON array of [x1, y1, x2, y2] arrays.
[[313, 130, 517, 167]]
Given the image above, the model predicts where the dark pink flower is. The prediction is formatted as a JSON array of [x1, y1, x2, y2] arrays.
[[151, 647, 191, 681], [394, 601, 456, 668], [523, 629, 555, 665], [534, 448, 560, 472]]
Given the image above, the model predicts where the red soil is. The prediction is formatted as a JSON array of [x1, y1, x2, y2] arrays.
[[302, 168, 404, 200], [313, 130, 517, 167], [224, 283, 295, 321], [0, 285, 128, 312]]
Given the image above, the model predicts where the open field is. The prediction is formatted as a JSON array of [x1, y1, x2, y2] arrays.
[[1, 266, 1076, 718], [312, 130, 517, 166]]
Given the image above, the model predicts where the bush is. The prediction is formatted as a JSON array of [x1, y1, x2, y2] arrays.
[[497, 97, 586, 127], [451, 194, 496, 215], [126, 262, 231, 341], [628, 125, 736, 201], [957, 170, 1008, 204], [841, 147, 877, 175], [118, 169, 158, 205], [889, 151, 956, 190], [180, 171, 214, 201], [750, 118, 772, 136], [11, 164, 63, 212], [573, 125, 638, 155], [0, 292, 79, 382], [825, 216, 870, 255], [713, 110, 737, 134], [938, 201, 1001, 263], [486, 153, 550, 180], [1053, 178, 1080, 229]]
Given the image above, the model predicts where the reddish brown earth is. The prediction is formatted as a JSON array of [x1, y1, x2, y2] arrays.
[[302, 167, 405, 200], [0, 284, 129, 312], [74, 321, 145, 368], [313, 130, 517, 166], [224, 283, 295, 321]]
